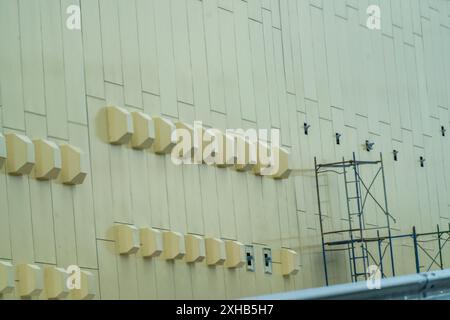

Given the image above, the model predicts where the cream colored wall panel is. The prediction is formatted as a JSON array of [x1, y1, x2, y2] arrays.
[[136, 0, 159, 95], [247, 176, 267, 244], [41, 0, 69, 140], [297, 1, 317, 101], [0, 0, 25, 130], [234, 0, 257, 122], [279, 0, 295, 95], [105, 85, 133, 225], [401, 0, 414, 45], [25, 115, 56, 265], [414, 146, 433, 232], [286, 0, 306, 113], [218, 8, 241, 128], [414, 34, 432, 137], [430, 9, 447, 110], [411, 0, 422, 35], [187, 0, 212, 123], [128, 147, 152, 227], [118, 0, 143, 108], [143, 95, 171, 230], [430, 117, 450, 219], [136, 256, 158, 299], [80, 0, 105, 98], [405, 44, 424, 147], [5, 165, 34, 264], [323, 1, 343, 110], [231, 171, 253, 244], [178, 105, 204, 235], [443, 26, 450, 110], [421, 18, 439, 119], [171, 0, 194, 105], [204, 0, 226, 115], [348, 9, 368, 119], [117, 254, 139, 300], [165, 156, 188, 233], [393, 28, 412, 131], [99, 0, 123, 84], [370, 31, 389, 128], [335, 16, 355, 127], [310, 6, 332, 121], [173, 260, 193, 299], [215, 167, 237, 240], [68, 123, 97, 269], [61, 0, 87, 124], [0, 155, 11, 260], [270, 0, 281, 28], [364, 31, 380, 135], [196, 172, 224, 299], [18, 0, 45, 116], [382, 35, 402, 141], [333, 0, 346, 18], [273, 29, 291, 146], [247, 0, 262, 21], [261, 10, 280, 128], [52, 174, 78, 267], [86, 97, 115, 239], [97, 240, 119, 299]]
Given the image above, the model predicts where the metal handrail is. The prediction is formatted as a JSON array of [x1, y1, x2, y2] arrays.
[[246, 269, 450, 300]]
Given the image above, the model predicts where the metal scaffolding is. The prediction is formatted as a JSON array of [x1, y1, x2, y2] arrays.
[[315, 152, 396, 285]]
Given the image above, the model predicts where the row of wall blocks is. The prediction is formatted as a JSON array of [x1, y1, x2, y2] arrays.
[[0, 261, 95, 300], [113, 224, 300, 277], [0, 133, 87, 185], [105, 106, 291, 180]]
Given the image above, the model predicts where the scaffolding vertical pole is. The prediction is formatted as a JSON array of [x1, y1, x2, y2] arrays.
[[352, 152, 367, 280], [437, 224, 444, 270], [412, 226, 420, 274], [377, 230, 384, 278], [343, 157, 358, 282], [315, 157, 329, 286], [380, 153, 396, 277]]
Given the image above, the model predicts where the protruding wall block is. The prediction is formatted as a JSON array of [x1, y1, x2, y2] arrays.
[[131, 112, 155, 150], [6, 133, 35, 176], [205, 238, 226, 266], [139, 228, 163, 258], [184, 234, 205, 263], [70, 270, 96, 300], [214, 132, 236, 168], [270, 147, 291, 179], [274, 248, 299, 276], [16, 264, 43, 299], [114, 224, 140, 255], [233, 136, 257, 172], [60, 144, 87, 185], [224, 240, 245, 269], [175, 121, 195, 159], [106, 106, 134, 145], [152, 117, 176, 154], [44, 266, 69, 300], [0, 261, 15, 295], [252, 141, 271, 176], [0, 133, 6, 169], [33, 139, 61, 180], [163, 231, 185, 260]]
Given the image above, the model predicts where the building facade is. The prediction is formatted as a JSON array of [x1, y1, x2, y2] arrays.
[[0, 0, 450, 299]]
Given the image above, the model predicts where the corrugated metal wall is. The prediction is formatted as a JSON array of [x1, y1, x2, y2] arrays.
[[0, 0, 449, 299]]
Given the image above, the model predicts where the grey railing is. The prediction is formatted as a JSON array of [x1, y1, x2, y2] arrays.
[[245, 269, 450, 300]]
